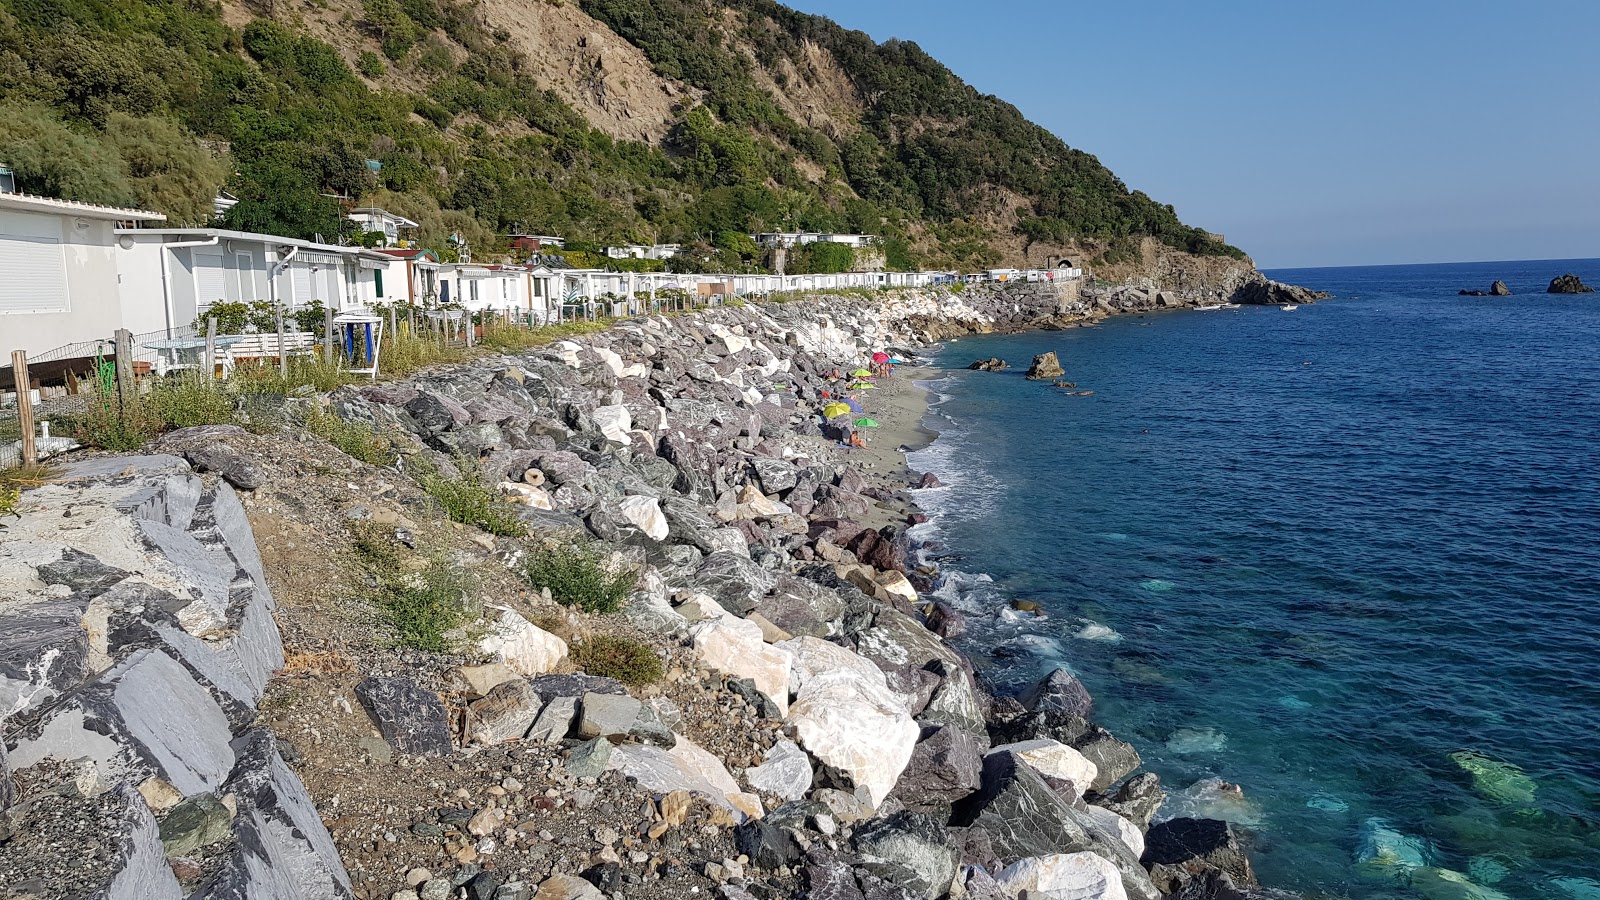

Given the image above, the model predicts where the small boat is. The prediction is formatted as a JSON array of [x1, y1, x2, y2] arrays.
[[1196, 304, 1223, 311], [1281, 305, 1299, 311], [1222, 303, 1241, 309]]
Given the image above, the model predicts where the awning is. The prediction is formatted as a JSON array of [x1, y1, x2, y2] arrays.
[[296, 252, 343, 266], [358, 258, 386, 270]]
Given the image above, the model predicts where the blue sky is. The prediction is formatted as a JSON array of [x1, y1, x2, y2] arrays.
[[783, 0, 1600, 268]]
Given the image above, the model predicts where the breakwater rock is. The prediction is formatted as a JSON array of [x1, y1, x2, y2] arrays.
[[1229, 275, 1332, 306], [2, 287, 1280, 899]]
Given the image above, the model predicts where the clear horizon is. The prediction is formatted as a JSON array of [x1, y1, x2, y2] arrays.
[[783, 0, 1600, 270]]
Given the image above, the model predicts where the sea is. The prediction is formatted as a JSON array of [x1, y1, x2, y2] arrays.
[[906, 258, 1600, 899]]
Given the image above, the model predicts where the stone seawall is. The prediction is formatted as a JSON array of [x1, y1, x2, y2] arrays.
[[0, 456, 349, 899], [2, 286, 1273, 900]]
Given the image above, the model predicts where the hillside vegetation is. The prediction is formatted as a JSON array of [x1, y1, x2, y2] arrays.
[[0, 0, 1244, 270]]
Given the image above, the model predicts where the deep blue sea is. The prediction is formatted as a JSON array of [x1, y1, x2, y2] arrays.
[[908, 259, 1600, 899]]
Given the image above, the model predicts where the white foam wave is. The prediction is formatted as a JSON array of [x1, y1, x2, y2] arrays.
[[1074, 621, 1122, 642]]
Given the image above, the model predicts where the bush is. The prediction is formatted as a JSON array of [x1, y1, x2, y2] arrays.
[[59, 373, 236, 450], [350, 521, 469, 651], [571, 634, 663, 686], [305, 409, 393, 467], [522, 542, 637, 614], [357, 51, 387, 78], [415, 460, 525, 536]]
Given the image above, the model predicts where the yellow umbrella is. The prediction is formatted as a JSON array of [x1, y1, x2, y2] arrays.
[[852, 369, 873, 377], [823, 402, 852, 418]]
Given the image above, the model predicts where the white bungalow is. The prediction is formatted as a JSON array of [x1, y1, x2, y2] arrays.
[[604, 243, 682, 260], [0, 191, 165, 359], [346, 207, 419, 248], [113, 228, 403, 337]]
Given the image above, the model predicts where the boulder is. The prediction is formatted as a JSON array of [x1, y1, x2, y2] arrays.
[[779, 637, 920, 807], [852, 811, 958, 900], [919, 659, 989, 741], [1073, 726, 1142, 792], [355, 676, 454, 757], [994, 852, 1128, 900], [576, 691, 642, 741], [616, 495, 669, 541], [158, 792, 233, 856], [1097, 773, 1165, 831], [750, 457, 800, 495], [1020, 668, 1094, 718], [466, 680, 544, 746], [690, 551, 776, 616], [1547, 273, 1595, 294], [181, 443, 266, 491], [566, 736, 615, 778], [526, 695, 579, 743], [478, 607, 569, 676], [745, 739, 814, 801], [1025, 352, 1066, 380], [534, 873, 605, 900], [609, 735, 758, 819], [691, 618, 792, 717], [890, 725, 983, 812], [735, 819, 803, 870], [1141, 818, 1257, 895], [1490, 280, 1512, 296], [591, 405, 633, 446], [851, 608, 963, 713], [1081, 804, 1145, 860], [987, 740, 1098, 798], [528, 673, 627, 698], [967, 358, 1008, 372]]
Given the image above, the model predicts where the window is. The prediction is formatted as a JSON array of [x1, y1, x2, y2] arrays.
[[0, 229, 68, 314], [374, 268, 384, 297], [195, 248, 227, 307], [231, 251, 255, 300]]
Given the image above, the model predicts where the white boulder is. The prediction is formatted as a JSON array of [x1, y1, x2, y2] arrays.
[[691, 619, 791, 717], [479, 606, 568, 676], [617, 495, 669, 541], [1080, 805, 1145, 860], [609, 734, 761, 821], [591, 405, 633, 446], [994, 852, 1128, 900], [744, 739, 813, 802], [988, 740, 1099, 798], [778, 637, 919, 807]]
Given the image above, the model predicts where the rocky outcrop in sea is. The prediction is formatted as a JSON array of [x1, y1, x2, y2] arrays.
[[1547, 273, 1595, 294], [1, 284, 1286, 900]]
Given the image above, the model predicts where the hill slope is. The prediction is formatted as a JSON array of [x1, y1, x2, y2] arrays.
[[0, 0, 1246, 274]]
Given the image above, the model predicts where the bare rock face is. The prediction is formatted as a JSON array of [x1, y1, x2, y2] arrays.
[[1547, 273, 1595, 294], [1025, 352, 1066, 380], [1231, 275, 1331, 306]]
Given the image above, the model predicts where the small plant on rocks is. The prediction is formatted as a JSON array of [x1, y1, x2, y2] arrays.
[[304, 408, 393, 467], [571, 634, 664, 686], [414, 458, 524, 536], [522, 541, 636, 614], [349, 521, 471, 652]]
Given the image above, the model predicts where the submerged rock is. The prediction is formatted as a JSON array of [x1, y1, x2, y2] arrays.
[[967, 358, 1008, 372]]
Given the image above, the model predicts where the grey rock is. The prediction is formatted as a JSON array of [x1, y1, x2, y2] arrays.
[[1097, 772, 1165, 831], [100, 784, 185, 899], [1024, 351, 1065, 381], [566, 737, 615, 778], [749, 457, 799, 495], [989, 709, 1092, 747], [851, 811, 957, 900], [404, 391, 469, 435], [0, 598, 91, 719], [1073, 725, 1142, 792], [182, 443, 267, 490], [528, 673, 626, 698], [467, 681, 544, 746], [892, 725, 983, 812], [629, 699, 677, 747], [526, 695, 579, 743], [689, 551, 775, 616], [1548, 273, 1595, 294], [734, 818, 802, 869], [37, 548, 129, 596], [745, 739, 814, 801], [355, 676, 454, 757], [725, 676, 782, 719], [1019, 667, 1094, 718], [465, 871, 503, 900], [756, 575, 846, 639], [158, 792, 233, 856], [198, 730, 352, 899], [576, 691, 641, 740], [1142, 818, 1258, 895], [803, 849, 865, 900], [919, 660, 988, 741]]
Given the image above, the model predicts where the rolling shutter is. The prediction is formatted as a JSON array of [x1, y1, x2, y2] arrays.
[[290, 265, 313, 305], [194, 249, 227, 307], [0, 232, 69, 313]]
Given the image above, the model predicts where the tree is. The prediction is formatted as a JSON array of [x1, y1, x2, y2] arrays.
[[106, 113, 230, 225], [716, 230, 759, 261], [0, 102, 136, 206]]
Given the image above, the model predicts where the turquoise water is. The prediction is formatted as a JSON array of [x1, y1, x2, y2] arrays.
[[908, 259, 1600, 898]]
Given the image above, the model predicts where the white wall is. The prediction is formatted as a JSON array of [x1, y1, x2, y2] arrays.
[[2, 209, 126, 357]]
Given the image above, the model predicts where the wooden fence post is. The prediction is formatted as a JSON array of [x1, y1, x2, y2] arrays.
[[113, 328, 134, 408], [203, 317, 217, 379], [276, 309, 287, 377], [11, 350, 36, 467], [324, 307, 336, 366], [388, 305, 397, 344]]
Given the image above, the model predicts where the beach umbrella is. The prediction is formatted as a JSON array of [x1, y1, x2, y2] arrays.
[[823, 402, 852, 419], [850, 382, 876, 390], [852, 368, 872, 377], [854, 417, 880, 428], [844, 398, 863, 413], [871, 352, 889, 364]]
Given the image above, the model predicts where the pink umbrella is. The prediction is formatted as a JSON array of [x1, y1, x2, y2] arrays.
[[871, 352, 889, 364]]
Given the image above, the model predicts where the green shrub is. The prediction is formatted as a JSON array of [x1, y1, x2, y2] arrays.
[[357, 51, 387, 78], [522, 542, 637, 614], [350, 521, 469, 651], [306, 409, 394, 467], [144, 374, 238, 429], [60, 374, 236, 451], [571, 634, 663, 686], [415, 460, 525, 536]]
